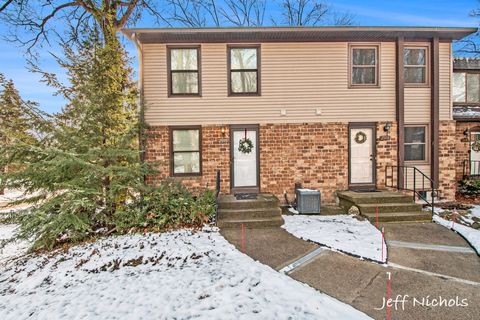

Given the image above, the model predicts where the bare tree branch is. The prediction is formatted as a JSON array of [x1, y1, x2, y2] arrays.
[[164, 0, 207, 27], [0, 0, 163, 53], [331, 10, 356, 26], [0, 0, 14, 13], [276, 0, 329, 26], [220, 0, 265, 27]]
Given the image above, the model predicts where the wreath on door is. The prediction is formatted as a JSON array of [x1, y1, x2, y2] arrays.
[[238, 129, 254, 154], [354, 131, 367, 144], [472, 140, 480, 152]]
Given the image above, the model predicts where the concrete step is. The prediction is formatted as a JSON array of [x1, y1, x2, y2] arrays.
[[363, 211, 432, 223], [357, 203, 423, 214], [217, 216, 285, 229], [218, 207, 282, 221], [217, 194, 279, 210], [338, 191, 414, 205]]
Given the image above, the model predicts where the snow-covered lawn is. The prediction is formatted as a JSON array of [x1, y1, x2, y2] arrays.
[[0, 228, 371, 320], [282, 215, 386, 263], [0, 189, 25, 203], [470, 205, 480, 219], [433, 214, 480, 255], [0, 224, 30, 265]]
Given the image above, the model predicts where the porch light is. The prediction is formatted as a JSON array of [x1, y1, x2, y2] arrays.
[[464, 128, 469, 137], [221, 126, 227, 137], [383, 122, 392, 132]]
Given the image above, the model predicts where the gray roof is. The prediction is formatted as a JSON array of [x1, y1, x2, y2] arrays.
[[453, 58, 480, 70], [122, 26, 477, 44]]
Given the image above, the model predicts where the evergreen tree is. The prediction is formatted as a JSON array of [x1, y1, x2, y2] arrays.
[[1, 29, 150, 249], [0, 74, 47, 195]]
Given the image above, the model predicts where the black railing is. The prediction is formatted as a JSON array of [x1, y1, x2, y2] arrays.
[[385, 165, 436, 215], [463, 160, 480, 179], [215, 170, 221, 225]]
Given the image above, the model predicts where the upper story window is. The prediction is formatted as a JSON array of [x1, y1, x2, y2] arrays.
[[228, 46, 260, 95], [350, 45, 379, 87], [404, 125, 428, 162], [453, 72, 480, 104], [170, 126, 202, 176], [168, 47, 200, 96], [404, 47, 428, 85]]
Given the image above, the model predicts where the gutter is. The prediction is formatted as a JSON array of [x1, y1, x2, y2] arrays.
[[120, 30, 147, 166]]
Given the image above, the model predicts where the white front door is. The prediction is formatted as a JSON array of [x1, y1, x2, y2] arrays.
[[471, 132, 480, 175], [232, 127, 258, 190], [350, 126, 375, 185]]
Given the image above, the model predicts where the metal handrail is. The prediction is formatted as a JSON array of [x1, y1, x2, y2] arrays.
[[385, 165, 436, 215], [463, 160, 480, 179], [215, 170, 220, 225]]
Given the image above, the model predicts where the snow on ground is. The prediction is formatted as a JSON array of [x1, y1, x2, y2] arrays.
[[0, 189, 25, 204], [0, 228, 371, 320], [0, 224, 30, 265], [470, 205, 480, 219], [282, 215, 386, 263], [433, 215, 480, 255]]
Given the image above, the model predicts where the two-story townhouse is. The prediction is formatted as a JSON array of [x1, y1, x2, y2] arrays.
[[453, 57, 480, 180], [122, 27, 476, 204]]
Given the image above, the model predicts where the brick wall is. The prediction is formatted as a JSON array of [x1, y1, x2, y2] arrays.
[[145, 121, 432, 205], [259, 123, 349, 204], [375, 121, 398, 188], [455, 122, 480, 181], [145, 125, 231, 194], [438, 120, 457, 200]]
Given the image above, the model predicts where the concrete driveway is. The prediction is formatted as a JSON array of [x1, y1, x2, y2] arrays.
[[221, 221, 480, 320]]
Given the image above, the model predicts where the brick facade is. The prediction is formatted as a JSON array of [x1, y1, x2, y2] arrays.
[[438, 121, 457, 200], [375, 122, 398, 188], [145, 122, 401, 204], [145, 125, 231, 194], [259, 123, 348, 204], [455, 122, 480, 181], [145, 121, 458, 203]]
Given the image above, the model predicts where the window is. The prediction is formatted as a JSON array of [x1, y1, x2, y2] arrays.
[[453, 72, 480, 104], [404, 47, 428, 85], [228, 46, 259, 95], [170, 127, 201, 176], [453, 72, 466, 103], [168, 47, 200, 95], [350, 45, 379, 86], [404, 126, 427, 162]]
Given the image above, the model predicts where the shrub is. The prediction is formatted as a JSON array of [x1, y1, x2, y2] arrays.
[[114, 180, 216, 233], [458, 179, 480, 195]]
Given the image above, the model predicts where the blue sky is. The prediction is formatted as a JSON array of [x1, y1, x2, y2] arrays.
[[0, 0, 479, 114]]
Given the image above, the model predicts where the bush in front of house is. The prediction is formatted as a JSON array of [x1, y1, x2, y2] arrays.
[[458, 180, 480, 195], [114, 181, 216, 233]]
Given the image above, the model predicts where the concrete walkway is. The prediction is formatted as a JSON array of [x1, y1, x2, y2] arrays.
[[220, 222, 480, 320]]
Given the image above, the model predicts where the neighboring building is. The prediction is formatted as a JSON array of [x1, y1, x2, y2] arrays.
[[453, 58, 480, 180], [123, 27, 476, 204]]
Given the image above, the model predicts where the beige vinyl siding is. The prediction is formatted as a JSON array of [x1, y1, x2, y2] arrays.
[[143, 42, 396, 125], [404, 164, 431, 189], [439, 42, 452, 120], [403, 42, 452, 123], [404, 87, 430, 123], [404, 42, 430, 124]]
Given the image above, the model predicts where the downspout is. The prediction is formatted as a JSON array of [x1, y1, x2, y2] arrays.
[[121, 30, 147, 182], [396, 37, 405, 189], [430, 37, 440, 189]]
